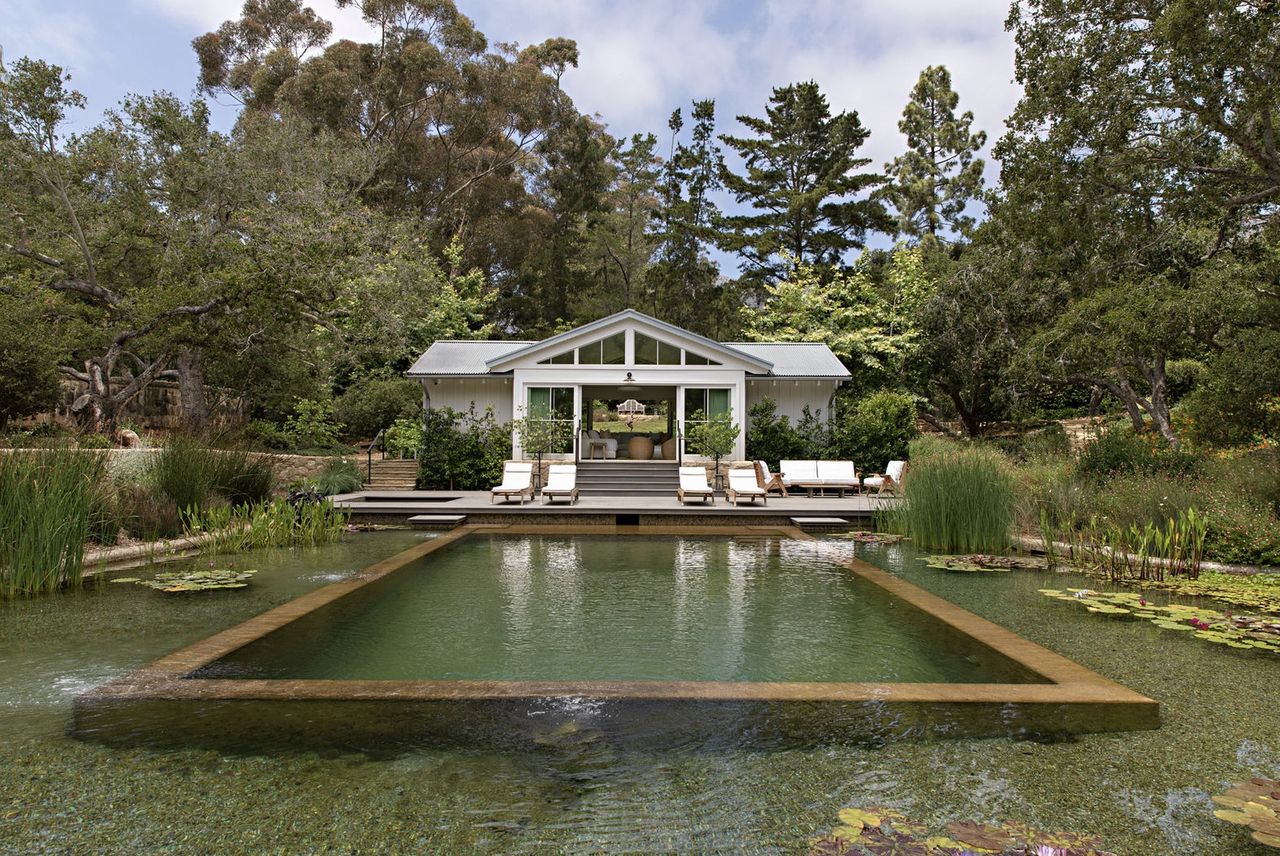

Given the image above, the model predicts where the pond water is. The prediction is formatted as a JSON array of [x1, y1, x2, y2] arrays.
[[1, 531, 1277, 854], [202, 535, 1037, 684]]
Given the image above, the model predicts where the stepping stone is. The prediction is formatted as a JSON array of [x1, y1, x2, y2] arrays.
[[408, 514, 468, 529], [790, 517, 851, 531]]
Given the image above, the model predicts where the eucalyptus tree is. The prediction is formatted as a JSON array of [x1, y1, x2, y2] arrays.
[[193, 0, 582, 284], [885, 65, 987, 241], [718, 81, 890, 285]]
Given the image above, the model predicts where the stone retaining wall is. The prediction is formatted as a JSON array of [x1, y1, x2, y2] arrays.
[[0, 448, 348, 491]]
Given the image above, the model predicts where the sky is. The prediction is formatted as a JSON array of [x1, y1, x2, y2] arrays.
[[2, 0, 1023, 252]]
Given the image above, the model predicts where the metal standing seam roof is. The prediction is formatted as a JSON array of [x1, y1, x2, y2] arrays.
[[407, 340, 534, 376], [408, 339, 850, 379], [724, 342, 852, 379]]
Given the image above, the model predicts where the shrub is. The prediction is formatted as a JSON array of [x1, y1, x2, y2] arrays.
[[283, 398, 343, 452], [383, 417, 425, 459], [1012, 456, 1084, 531], [881, 438, 1014, 554], [1075, 428, 1198, 482], [0, 450, 103, 597], [77, 432, 113, 450], [993, 422, 1071, 463], [745, 398, 807, 467], [334, 377, 421, 439], [417, 406, 510, 490], [244, 419, 291, 451], [314, 458, 363, 496], [835, 389, 918, 473], [113, 483, 185, 541]]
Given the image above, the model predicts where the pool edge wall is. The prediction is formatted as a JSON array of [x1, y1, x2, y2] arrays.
[[72, 524, 1160, 748]]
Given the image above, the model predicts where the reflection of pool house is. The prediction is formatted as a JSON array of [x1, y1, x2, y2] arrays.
[[407, 309, 850, 461]]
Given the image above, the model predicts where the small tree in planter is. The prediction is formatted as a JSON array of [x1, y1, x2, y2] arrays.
[[686, 410, 740, 491], [513, 407, 573, 490]]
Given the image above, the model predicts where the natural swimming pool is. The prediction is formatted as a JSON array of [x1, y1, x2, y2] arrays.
[[1, 529, 1277, 853], [199, 534, 1038, 684]]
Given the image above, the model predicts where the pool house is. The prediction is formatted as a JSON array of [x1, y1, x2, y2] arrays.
[[407, 309, 851, 462]]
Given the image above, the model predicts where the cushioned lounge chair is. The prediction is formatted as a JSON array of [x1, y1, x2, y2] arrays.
[[755, 460, 788, 497], [863, 460, 907, 495], [726, 467, 767, 506], [541, 464, 579, 505], [816, 460, 859, 496], [676, 466, 715, 505], [491, 462, 534, 504]]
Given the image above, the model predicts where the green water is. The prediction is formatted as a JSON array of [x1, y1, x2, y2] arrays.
[[1, 532, 1277, 853], [206, 536, 1036, 683]]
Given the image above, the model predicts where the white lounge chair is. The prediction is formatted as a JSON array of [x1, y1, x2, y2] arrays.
[[863, 460, 907, 495], [780, 460, 819, 491], [755, 460, 788, 497], [817, 460, 859, 496], [491, 462, 534, 504], [676, 466, 715, 505], [541, 464, 579, 505], [726, 467, 767, 506]]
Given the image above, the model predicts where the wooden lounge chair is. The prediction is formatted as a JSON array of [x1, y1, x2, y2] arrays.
[[726, 467, 767, 506], [755, 460, 789, 497], [676, 466, 715, 505], [491, 462, 534, 504], [863, 460, 907, 495], [816, 460, 860, 497], [541, 464, 579, 505]]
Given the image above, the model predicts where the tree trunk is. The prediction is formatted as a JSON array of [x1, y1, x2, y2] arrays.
[[176, 347, 210, 434], [1144, 356, 1179, 448]]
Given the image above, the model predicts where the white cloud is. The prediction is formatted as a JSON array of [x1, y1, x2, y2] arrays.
[[130, 0, 1021, 173], [0, 0, 108, 72]]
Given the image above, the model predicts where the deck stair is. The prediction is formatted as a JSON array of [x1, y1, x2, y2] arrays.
[[365, 458, 419, 490], [574, 460, 682, 497]]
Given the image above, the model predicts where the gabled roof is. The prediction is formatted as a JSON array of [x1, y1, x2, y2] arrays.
[[407, 340, 533, 376], [405, 311, 851, 380], [484, 308, 774, 373], [725, 342, 852, 379]]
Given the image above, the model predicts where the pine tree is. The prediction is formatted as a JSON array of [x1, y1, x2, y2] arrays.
[[885, 65, 987, 241], [718, 81, 889, 285]]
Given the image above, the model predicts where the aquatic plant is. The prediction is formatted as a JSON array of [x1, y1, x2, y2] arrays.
[[922, 555, 1047, 573], [113, 567, 256, 593], [880, 439, 1015, 554], [830, 532, 906, 544], [0, 450, 104, 598], [809, 805, 1114, 855], [1040, 588, 1280, 653], [182, 497, 349, 555], [1210, 778, 1280, 849]]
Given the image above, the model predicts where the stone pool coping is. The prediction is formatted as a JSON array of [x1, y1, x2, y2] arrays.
[[76, 524, 1159, 741]]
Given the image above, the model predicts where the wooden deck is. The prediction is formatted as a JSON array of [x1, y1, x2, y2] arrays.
[[332, 489, 892, 525]]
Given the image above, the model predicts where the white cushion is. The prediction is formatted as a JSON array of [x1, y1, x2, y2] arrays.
[[780, 460, 817, 485], [817, 461, 857, 484], [886, 460, 906, 482]]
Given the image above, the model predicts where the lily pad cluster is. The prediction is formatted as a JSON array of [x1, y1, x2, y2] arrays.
[[1129, 573, 1280, 616], [834, 532, 907, 544], [810, 806, 1114, 855], [1211, 778, 1280, 849], [1039, 588, 1280, 653], [112, 568, 257, 593], [922, 555, 1047, 573]]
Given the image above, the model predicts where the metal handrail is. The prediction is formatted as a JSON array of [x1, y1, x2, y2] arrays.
[[366, 428, 385, 482]]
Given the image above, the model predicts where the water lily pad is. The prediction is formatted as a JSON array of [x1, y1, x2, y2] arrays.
[[135, 568, 257, 593], [945, 820, 1014, 851]]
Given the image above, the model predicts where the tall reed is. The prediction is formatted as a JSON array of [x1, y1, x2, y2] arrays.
[[0, 450, 105, 598], [182, 497, 348, 555], [879, 438, 1015, 554]]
